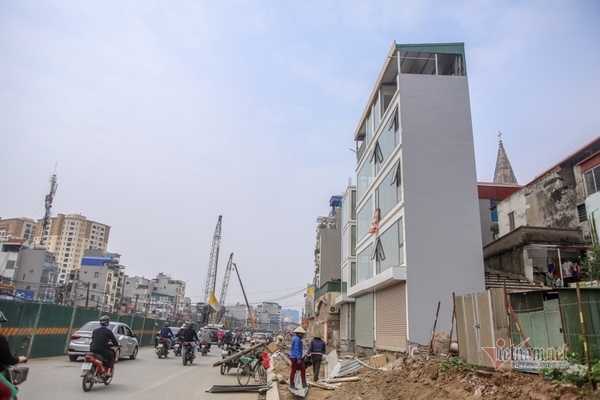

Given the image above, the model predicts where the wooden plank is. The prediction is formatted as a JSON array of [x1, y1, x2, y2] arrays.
[[212, 341, 266, 367]]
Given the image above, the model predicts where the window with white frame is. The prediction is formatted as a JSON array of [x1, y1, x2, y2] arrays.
[[357, 196, 373, 241], [584, 165, 600, 196], [375, 221, 401, 274], [357, 162, 373, 201]]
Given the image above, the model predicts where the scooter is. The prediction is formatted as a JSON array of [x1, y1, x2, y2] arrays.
[[172, 338, 182, 356], [155, 338, 169, 358], [81, 346, 118, 392], [199, 341, 209, 356], [2, 362, 28, 399]]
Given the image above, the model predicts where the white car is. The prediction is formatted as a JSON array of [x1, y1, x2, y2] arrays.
[[68, 321, 139, 362]]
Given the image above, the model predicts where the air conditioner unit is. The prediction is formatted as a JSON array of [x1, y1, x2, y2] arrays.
[[329, 306, 339, 314]]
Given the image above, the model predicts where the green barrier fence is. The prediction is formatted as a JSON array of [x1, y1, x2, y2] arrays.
[[0, 299, 169, 359]]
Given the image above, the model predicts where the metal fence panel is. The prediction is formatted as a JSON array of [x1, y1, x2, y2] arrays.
[[29, 303, 73, 358]]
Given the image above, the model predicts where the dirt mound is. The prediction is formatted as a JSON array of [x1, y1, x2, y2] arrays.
[[268, 354, 592, 400]]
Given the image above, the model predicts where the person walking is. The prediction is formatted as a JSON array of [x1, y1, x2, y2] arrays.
[[289, 326, 308, 390], [307, 332, 326, 382]]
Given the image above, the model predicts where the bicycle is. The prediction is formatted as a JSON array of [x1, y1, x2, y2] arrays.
[[236, 350, 267, 386]]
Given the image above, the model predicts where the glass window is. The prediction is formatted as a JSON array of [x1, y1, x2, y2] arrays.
[[94, 272, 99, 278], [584, 166, 600, 196], [357, 244, 374, 283], [357, 196, 373, 241], [350, 262, 356, 286], [357, 162, 373, 201], [351, 190, 357, 220], [366, 112, 373, 144], [371, 142, 384, 174], [350, 225, 356, 256], [399, 217, 405, 265], [508, 212, 515, 231], [341, 265, 347, 293], [341, 229, 348, 261], [373, 96, 381, 131], [490, 200, 499, 222], [376, 221, 400, 273], [377, 167, 399, 219]]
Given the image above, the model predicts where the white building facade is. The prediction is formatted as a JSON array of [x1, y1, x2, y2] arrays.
[[349, 42, 485, 349]]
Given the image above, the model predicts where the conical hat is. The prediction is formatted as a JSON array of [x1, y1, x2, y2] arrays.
[[293, 326, 306, 334]]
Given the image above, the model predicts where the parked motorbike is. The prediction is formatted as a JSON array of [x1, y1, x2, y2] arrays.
[[199, 341, 209, 356], [155, 338, 169, 358], [181, 341, 195, 366], [172, 339, 182, 357], [81, 346, 118, 392]]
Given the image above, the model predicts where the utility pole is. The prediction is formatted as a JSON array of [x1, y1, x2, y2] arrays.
[[134, 294, 139, 313], [85, 282, 90, 308]]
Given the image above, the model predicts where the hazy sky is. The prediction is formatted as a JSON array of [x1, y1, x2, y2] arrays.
[[1, 1, 599, 312]]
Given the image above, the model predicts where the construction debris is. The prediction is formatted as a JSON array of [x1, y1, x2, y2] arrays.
[[205, 384, 272, 393], [327, 358, 363, 378], [322, 377, 361, 383], [308, 381, 341, 390]]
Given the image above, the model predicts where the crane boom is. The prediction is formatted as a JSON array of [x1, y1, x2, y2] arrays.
[[216, 253, 234, 323], [201, 215, 222, 325], [232, 263, 258, 330]]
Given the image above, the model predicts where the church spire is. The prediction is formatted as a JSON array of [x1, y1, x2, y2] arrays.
[[493, 131, 518, 184]]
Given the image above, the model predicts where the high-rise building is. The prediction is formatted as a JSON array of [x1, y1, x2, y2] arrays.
[[0, 217, 38, 241], [349, 42, 485, 349], [33, 213, 111, 284]]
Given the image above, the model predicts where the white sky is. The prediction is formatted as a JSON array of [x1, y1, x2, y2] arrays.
[[1, 1, 599, 313]]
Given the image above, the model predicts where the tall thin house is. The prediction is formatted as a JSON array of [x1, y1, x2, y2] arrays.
[[349, 42, 485, 350]]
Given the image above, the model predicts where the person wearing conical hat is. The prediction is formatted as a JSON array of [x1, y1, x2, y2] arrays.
[[289, 326, 308, 389], [308, 331, 326, 382]]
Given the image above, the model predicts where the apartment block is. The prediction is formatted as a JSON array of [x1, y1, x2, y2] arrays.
[[0, 217, 38, 241], [33, 213, 111, 284], [71, 250, 124, 312]]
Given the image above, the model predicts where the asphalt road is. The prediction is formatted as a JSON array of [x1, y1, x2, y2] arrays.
[[16, 346, 260, 399]]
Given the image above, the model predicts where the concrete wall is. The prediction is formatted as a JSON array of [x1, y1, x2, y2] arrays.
[[318, 226, 341, 286], [400, 73, 485, 345]]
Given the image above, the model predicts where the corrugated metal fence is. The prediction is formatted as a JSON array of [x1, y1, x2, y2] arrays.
[[456, 287, 600, 368], [0, 299, 168, 358]]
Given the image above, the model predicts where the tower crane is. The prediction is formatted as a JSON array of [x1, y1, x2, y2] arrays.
[[216, 253, 234, 323], [233, 263, 258, 330], [200, 215, 222, 325]]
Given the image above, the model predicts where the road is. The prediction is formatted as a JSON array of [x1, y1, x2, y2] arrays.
[[16, 346, 260, 399]]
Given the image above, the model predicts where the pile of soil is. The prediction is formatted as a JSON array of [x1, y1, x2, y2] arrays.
[[266, 353, 593, 400]]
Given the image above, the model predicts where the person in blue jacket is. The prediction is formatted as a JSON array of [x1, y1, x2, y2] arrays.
[[307, 331, 326, 382], [289, 326, 308, 389]]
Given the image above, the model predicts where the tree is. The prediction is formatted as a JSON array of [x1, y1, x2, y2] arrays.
[[582, 245, 600, 284]]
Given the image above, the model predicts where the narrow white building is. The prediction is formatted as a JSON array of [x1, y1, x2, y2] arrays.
[[349, 42, 485, 350]]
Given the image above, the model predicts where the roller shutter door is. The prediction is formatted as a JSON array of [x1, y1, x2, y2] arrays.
[[376, 283, 407, 351], [355, 293, 374, 348]]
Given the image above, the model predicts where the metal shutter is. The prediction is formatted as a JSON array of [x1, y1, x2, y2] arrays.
[[376, 283, 406, 351], [355, 293, 374, 348]]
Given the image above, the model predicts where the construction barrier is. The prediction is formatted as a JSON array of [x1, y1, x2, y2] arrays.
[[0, 299, 173, 359]]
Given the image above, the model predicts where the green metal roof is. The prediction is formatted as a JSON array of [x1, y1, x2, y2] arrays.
[[396, 42, 467, 75]]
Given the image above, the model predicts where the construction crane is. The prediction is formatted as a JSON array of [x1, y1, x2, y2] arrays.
[[232, 262, 258, 330], [200, 215, 222, 325], [39, 170, 58, 247], [216, 253, 234, 323]]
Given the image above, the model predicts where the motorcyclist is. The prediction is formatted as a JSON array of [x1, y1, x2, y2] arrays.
[[157, 322, 173, 352], [176, 324, 186, 339], [181, 321, 199, 358], [199, 326, 212, 351], [217, 329, 224, 347], [223, 330, 233, 345], [89, 315, 119, 378], [0, 311, 27, 399]]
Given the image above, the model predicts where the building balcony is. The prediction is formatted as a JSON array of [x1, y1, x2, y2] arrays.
[[347, 265, 406, 298]]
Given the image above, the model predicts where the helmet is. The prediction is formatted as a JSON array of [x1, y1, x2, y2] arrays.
[[203, 326, 208, 330], [0, 311, 7, 323], [164, 322, 169, 327], [181, 324, 186, 329], [100, 315, 110, 326], [187, 321, 194, 328]]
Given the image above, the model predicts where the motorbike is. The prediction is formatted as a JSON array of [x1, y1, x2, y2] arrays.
[[2, 363, 29, 399], [155, 338, 169, 358], [172, 338, 182, 357], [199, 341, 209, 356], [81, 346, 118, 392], [181, 341, 195, 366]]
